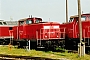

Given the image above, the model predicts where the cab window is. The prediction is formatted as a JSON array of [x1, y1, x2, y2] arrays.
[[26, 20, 32, 24], [81, 16, 86, 21], [3, 22, 7, 25], [69, 18, 74, 22], [20, 21, 24, 25], [76, 16, 86, 21], [69, 16, 86, 22], [0, 22, 3, 25], [36, 19, 41, 23]]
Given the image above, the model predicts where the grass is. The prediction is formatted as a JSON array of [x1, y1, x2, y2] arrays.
[[0, 45, 90, 60]]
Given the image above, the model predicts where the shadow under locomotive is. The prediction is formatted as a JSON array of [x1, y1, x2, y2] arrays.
[[13, 39, 65, 51]]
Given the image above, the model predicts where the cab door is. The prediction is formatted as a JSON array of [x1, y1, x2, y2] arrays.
[[18, 21, 24, 39]]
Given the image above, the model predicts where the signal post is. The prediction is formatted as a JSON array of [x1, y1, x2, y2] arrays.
[[66, 0, 68, 23], [77, 0, 85, 57]]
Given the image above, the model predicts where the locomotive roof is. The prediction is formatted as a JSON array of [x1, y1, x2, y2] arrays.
[[70, 13, 90, 18], [39, 22, 60, 24], [18, 18, 29, 21], [0, 20, 5, 21], [18, 17, 42, 21], [6, 21, 18, 26]]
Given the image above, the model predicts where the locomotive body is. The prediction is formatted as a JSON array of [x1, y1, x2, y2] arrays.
[[13, 17, 65, 49], [0, 20, 13, 44], [68, 14, 90, 39], [60, 13, 90, 50]]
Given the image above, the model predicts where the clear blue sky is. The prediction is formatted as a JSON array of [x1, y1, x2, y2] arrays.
[[0, 0, 90, 23]]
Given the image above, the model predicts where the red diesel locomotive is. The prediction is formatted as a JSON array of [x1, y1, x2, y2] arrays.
[[1, 13, 90, 52], [0, 20, 13, 45], [13, 17, 65, 49], [60, 13, 90, 50]]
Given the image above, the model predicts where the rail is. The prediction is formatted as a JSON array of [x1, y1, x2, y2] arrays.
[[0, 54, 56, 60]]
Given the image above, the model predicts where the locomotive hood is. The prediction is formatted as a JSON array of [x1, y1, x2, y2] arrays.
[[39, 22, 60, 25]]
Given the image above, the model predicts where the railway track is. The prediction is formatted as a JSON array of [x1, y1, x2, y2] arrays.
[[0, 54, 53, 60], [0, 54, 69, 60]]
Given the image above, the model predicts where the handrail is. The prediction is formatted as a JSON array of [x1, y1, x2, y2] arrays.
[[60, 28, 66, 39]]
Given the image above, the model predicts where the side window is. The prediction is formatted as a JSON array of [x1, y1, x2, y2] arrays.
[[81, 16, 86, 21], [69, 18, 74, 22], [20, 21, 24, 25], [3, 22, 7, 25], [26, 20, 32, 24], [0, 22, 3, 25], [36, 19, 40, 23]]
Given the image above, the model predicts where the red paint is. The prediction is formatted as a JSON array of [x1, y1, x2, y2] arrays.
[[60, 13, 90, 39], [13, 17, 61, 40]]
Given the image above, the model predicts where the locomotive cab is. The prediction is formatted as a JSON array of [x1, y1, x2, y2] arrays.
[[13, 17, 63, 49], [69, 14, 90, 22], [64, 13, 90, 50], [18, 17, 42, 25]]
